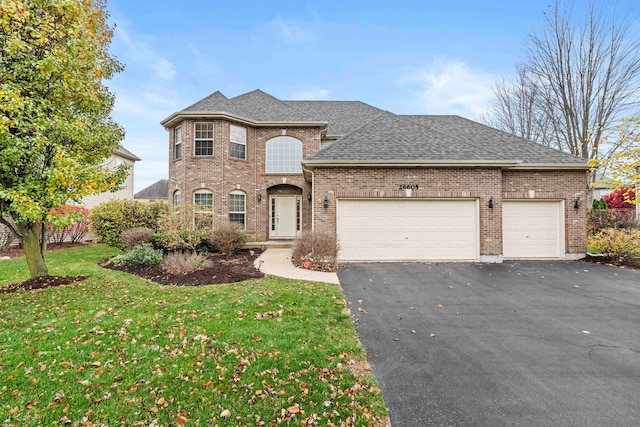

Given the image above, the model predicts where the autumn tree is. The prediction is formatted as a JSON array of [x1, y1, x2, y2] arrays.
[[483, 1, 640, 178], [0, 0, 126, 278], [601, 115, 640, 200]]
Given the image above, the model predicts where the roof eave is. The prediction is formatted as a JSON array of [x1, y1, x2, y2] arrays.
[[511, 163, 590, 170], [301, 159, 523, 168], [161, 111, 327, 129]]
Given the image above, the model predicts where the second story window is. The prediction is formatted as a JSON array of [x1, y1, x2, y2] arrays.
[[174, 127, 182, 159], [194, 122, 214, 156], [265, 136, 303, 173], [230, 125, 247, 159]]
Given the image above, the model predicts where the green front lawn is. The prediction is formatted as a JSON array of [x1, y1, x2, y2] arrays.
[[0, 245, 387, 426]]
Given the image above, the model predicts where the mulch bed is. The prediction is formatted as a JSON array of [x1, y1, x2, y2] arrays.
[[582, 254, 640, 270], [0, 275, 88, 294], [1, 243, 264, 292], [100, 249, 264, 286]]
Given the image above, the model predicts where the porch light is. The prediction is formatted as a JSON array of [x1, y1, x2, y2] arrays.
[[323, 196, 329, 209], [257, 193, 262, 202], [574, 198, 581, 210], [307, 193, 312, 202], [488, 197, 494, 209]]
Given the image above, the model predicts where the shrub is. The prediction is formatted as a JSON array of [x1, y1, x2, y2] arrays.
[[206, 223, 247, 254], [47, 205, 89, 244], [109, 243, 164, 266], [162, 252, 211, 274], [292, 231, 340, 265], [121, 227, 155, 250], [604, 188, 636, 209], [586, 228, 640, 259], [588, 209, 638, 234], [591, 198, 607, 210], [89, 200, 168, 248], [152, 231, 210, 254]]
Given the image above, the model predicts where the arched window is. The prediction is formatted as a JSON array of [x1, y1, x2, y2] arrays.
[[173, 190, 181, 208], [229, 191, 246, 228], [265, 136, 302, 173]]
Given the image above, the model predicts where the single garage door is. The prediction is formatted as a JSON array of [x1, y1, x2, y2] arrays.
[[502, 201, 565, 259], [337, 199, 478, 261]]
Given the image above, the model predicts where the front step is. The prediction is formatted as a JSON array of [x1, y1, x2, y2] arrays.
[[245, 240, 294, 249]]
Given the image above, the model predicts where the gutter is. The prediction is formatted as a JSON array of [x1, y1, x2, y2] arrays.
[[160, 111, 327, 129], [301, 159, 589, 171]]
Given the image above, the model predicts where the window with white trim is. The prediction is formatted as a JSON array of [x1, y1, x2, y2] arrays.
[[194, 122, 214, 156], [193, 190, 213, 211], [174, 126, 182, 159], [229, 191, 246, 228], [265, 136, 303, 173], [230, 125, 246, 159], [173, 190, 181, 208]]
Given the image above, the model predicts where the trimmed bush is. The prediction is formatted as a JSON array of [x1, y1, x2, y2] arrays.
[[586, 228, 640, 259], [121, 227, 155, 250], [591, 198, 607, 210], [604, 188, 636, 209], [292, 232, 340, 266], [109, 243, 164, 266], [89, 200, 168, 248], [206, 223, 247, 254]]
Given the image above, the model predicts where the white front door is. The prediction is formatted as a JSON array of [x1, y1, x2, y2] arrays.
[[270, 196, 300, 239]]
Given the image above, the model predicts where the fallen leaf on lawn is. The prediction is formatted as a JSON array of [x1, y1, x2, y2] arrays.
[[288, 405, 300, 414], [156, 397, 165, 405], [220, 409, 231, 418], [176, 415, 188, 426]]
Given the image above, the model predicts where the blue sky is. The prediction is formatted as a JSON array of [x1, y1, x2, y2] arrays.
[[105, 0, 640, 192]]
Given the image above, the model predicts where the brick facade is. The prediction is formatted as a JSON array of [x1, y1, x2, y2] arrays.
[[168, 119, 321, 241], [167, 118, 588, 260], [311, 167, 588, 258]]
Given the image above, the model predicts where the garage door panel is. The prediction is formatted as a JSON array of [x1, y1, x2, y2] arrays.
[[337, 199, 478, 261], [503, 201, 564, 259]]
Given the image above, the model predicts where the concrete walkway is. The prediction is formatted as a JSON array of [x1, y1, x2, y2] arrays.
[[254, 247, 340, 284]]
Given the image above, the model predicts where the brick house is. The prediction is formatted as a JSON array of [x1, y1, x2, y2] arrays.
[[161, 89, 588, 262]]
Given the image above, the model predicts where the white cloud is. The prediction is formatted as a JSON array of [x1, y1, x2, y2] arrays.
[[114, 25, 177, 81], [396, 59, 496, 119], [267, 17, 316, 43], [290, 87, 332, 100]]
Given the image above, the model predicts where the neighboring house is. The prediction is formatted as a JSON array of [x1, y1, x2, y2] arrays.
[[134, 179, 169, 203], [80, 146, 141, 209], [161, 89, 589, 263]]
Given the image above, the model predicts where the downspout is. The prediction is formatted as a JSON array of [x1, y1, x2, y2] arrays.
[[311, 169, 315, 232]]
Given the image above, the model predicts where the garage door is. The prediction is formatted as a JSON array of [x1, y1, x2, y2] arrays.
[[337, 199, 478, 261], [502, 201, 564, 259]]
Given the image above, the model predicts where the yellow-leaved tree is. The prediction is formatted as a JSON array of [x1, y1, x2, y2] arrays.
[[598, 115, 640, 202], [0, 0, 127, 278]]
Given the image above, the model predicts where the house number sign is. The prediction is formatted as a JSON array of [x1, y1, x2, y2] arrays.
[[398, 184, 419, 190]]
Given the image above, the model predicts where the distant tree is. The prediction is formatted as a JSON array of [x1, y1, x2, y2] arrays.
[[483, 1, 640, 181], [0, 0, 126, 278], [600, 115, 640, 195]]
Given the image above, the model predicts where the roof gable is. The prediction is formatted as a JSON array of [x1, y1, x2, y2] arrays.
[[182, 91, 248, 117]]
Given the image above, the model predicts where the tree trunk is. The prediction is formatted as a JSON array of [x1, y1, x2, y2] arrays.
[[18, 222, 49, 278]]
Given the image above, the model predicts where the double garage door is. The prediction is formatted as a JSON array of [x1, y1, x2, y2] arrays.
[[337, 199, 479, 261], [336, 199, 564, 262]]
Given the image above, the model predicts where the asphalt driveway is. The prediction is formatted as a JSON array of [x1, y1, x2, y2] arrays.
[[338, 261, 640, 427]]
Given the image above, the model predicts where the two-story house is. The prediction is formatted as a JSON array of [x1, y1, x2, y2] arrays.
[[161, 89, 589, 263]]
